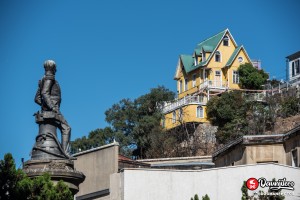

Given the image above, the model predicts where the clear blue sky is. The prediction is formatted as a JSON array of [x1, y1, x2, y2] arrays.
[[1, 0, 299, 167]]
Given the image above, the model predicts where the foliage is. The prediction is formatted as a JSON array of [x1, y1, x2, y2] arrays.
[[191, 194, 199, 200], [71, 86, 175, 158], [241, 181, 249, 200], [71, 127, 117, 154], [238, 63, 269, 90], [202, 194, 210, 200], [0, 153, 23, 199], [0, 153, 73, 200], [207, 91, 247, 144], [191, 194, 210, 200]]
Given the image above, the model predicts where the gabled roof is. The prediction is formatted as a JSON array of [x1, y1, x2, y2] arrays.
[[180, 54, 196, 73], [175, 29, 240, 76], [225, 45, 251, 67], [194, 29, 227, 56], [226, 45, 242, 66]]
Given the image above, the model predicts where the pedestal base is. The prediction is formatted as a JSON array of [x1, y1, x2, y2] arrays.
[[23, 159, 85, 195]]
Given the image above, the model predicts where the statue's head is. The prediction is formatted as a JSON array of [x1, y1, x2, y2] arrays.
[[44, 60, 57, 74]]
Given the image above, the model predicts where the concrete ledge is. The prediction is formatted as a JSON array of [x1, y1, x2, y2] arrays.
[[72, 142, 119, 157], [76, 189, 109, 200]]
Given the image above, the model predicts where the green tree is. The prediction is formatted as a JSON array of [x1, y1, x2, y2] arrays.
[[70, 86, 175, 158], [191, 194, 199, 200], [206, 91, 247, 144], [238, 63, 269, 89], [241, 181, 249, 200], [202, 194, 210, 200], [0, 153, 23, 199], [71, 127, 118, 154], [0, 153, 73, 200]]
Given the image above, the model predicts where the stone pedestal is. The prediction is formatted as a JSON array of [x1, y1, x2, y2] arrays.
[[24, 111, 85, 195], [23, 159, 85, 194]]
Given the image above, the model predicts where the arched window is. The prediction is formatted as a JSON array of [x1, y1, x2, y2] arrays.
[[172, 111, 176, 123], [215, 51, 221, 62], [196, 106, 204, 118], [223, 35, 229, 46]]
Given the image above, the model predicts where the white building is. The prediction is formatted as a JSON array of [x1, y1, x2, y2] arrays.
[[111, 164, 300, 200], [286, 51, 300, 86]]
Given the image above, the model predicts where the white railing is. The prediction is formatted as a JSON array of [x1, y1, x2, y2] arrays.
[[199, 80, 228, 90], [244, 93, 266, 102], [162, 95, 207, 113]]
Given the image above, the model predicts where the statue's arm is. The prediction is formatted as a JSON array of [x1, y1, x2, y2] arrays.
[[41, 79, 54, 110], [34, 80, 42, 105]]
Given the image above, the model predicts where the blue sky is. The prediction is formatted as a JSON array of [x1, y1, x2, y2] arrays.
[[1, 0, 299, 167]]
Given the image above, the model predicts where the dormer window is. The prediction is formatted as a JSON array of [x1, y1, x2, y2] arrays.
[[215, 51, 221, 62], [194, 56, 198, 66], [223, 35, 229, 46], [202, 52, 206, 62]]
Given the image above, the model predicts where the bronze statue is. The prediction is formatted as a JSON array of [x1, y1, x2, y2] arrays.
[[32, 60, 72, 160], [24, 60, 85, 194]]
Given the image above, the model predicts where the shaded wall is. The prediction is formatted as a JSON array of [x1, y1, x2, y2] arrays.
[[73, 143, 119, 200]]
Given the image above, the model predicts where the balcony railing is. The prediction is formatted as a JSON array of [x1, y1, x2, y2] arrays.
[[243, 93, 266, 102], [161, 95, 207, 114], [199, 80, 228, 90]]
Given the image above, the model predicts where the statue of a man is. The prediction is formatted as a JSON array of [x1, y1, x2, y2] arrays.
[[34, 60, 71, 153]]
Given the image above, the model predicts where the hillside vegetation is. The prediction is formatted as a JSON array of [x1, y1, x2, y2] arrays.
[[71, 63, 300, 158]]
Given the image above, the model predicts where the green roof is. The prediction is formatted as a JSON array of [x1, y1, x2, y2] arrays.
[[180, 55, 195, 73], [194, 29, 227, 55], [179, 29, 228, 74], [226, 45, 243, 67]]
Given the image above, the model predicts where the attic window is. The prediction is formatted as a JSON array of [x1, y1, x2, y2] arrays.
[[238, 56, 243, 63], [223, 36, 229, 46], [215, 51, 221, 62], [194, 56, 198, 66]]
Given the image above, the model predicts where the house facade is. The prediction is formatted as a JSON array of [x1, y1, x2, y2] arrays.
[[286, 51, 300, 86], [162, 29, 252, 129]]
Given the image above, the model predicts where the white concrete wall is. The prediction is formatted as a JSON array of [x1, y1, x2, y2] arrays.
[[119, 164, 300, 200]]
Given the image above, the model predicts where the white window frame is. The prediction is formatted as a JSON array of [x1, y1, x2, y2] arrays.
[[295, 59, 300, 75], [223, 35, 229, 46], [194, 56, 198, 66], [215, 51, 221, 62], [233, 70, 239, 84], [238, 56, 244, 63], [196, 106, 204, 118], [202, 51, 206, 62], [179, 80, 183, 93], [215, 71, 221, 76], [185, 78, 188, 91], [172, 111, 176, 123], [192, 74, 196, 87]]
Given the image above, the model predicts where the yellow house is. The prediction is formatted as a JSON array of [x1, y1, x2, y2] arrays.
[[162, 29, 252, 129]]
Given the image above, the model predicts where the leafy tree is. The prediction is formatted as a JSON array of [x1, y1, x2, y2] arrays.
[[191, 194, 210, 200], [202, 194, 210, 200], [0, 153, 73, 200], [207, 91, 247, 144], [0, 153, 23, 199], [71, 127, 117, 154], [238, 63, 269, 89], [71, 86, 175, 158], [191, 194, 199, 200], [241, 181, 249, 200]]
